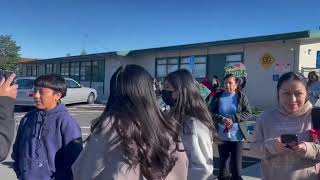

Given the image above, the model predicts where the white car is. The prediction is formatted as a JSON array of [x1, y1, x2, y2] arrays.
[[15, 76, 97, 106]]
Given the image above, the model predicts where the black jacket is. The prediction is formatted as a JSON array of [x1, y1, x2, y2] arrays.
[[0, 96, 15, 161], [209, 90, 252, 125]]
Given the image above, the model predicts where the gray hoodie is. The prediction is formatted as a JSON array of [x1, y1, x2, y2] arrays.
[[181, 116, 214, 180], [251, 102, 320, 180]]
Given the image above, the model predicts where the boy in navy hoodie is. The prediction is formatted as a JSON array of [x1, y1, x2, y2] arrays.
[[12, 74, 83, 180]]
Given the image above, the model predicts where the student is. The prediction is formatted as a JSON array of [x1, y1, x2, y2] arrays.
[[162, 69, 219, 180], [72, 65, 188, 180], [252, 72, 320, 180], [307, 71, 320, 105], [12, 74, 83, 180]]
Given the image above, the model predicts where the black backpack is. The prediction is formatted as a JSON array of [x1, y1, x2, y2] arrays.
[[311, 107, 320, 129]]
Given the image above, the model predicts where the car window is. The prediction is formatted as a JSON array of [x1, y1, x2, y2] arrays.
[[67, 80, 81, 88], [17, 79, 34, 89]]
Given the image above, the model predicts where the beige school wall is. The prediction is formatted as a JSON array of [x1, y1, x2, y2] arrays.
[[244, 40, 300, 108], [101, 39, 320, 108], [133, 41, 299, 108]]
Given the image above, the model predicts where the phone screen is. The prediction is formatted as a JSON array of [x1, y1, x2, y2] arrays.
[[281, 134, 298, 147]]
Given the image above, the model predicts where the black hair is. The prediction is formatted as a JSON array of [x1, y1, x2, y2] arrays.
[[92, 64, 180, 179], [34, 74, 67, 98], [277, 72, 307, 99], [165, 69, 220, 142], [223, 74, 240, 90], [307, 71, 319, 87], [238, 76, 247, 90]]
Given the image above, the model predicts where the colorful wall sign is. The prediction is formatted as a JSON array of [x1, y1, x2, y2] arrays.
[[224, 63, 247, 77], [260, 52, 275, 69], [272, 63, 291, 81]]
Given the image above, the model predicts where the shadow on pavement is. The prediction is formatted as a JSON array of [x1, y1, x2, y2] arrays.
[[1, 161, 14, 169], [213, 156, 260, 177]]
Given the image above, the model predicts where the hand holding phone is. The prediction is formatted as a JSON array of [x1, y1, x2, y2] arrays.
[[0, 73, 18, 99], [281, 134, 298, 148], [0, 71, 16, 85]]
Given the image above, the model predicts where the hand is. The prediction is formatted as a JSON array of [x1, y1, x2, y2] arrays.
[[291, 143, 307, 155], [274, 138, 291, 153], [0, 73, 18, 99], [223, 117, 233, 129]]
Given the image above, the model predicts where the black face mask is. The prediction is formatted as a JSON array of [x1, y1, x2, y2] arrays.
[[161, 90, 176, 107]]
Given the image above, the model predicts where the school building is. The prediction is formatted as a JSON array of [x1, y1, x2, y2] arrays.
[[19, 30, 320, 108]]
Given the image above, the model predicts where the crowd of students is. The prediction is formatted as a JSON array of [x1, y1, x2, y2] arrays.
[[0, 65, 319, 180]]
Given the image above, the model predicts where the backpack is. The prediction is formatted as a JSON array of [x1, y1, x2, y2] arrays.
[[311, 107, 320, 129], [310, 107, 320, 143]]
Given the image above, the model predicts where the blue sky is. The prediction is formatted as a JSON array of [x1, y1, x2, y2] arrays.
[[1, 0, 319, 59]]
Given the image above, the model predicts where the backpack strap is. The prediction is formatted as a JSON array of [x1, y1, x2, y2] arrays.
[[311, 107, 320, 129]]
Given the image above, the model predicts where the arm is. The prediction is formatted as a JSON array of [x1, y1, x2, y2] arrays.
[[300, 142, 320, 161], [55, 116, 83, 179], [234, 92, 252, 123], [186, 122, 213, 180], [251, 115, 279, 159], [165, 141, 188, 180], [0, 96, 15, 161], [0, 74, 18, 161], [11, 116, 26, 178], [208, 96, 224, 123]]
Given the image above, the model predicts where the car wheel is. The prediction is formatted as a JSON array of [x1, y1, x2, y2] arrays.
[[87, 93, 95, 104]]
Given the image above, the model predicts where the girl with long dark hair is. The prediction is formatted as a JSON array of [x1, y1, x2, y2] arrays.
[[72, 64, 188, 180], [162, 69, 219, 180]]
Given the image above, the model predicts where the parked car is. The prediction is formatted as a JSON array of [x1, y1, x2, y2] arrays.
[[15, 76, 97, 106]]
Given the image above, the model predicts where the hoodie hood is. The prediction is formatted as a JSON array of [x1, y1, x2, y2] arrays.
[[37, 104, 68, 116]]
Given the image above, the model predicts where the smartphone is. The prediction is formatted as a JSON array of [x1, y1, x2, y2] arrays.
[[281, 134, 298, 147]]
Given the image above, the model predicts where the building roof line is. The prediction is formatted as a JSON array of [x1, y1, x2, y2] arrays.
[[28, 30, 319, 62]]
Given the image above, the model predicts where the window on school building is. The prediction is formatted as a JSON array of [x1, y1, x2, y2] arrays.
[[45, 64, 57, 74], [70, 62, 80, 81], [26, 64, 37, 76], [180, 56, 206, 79], [80, 61, 91, 81], [60, 62, 69, 76], [156, 58, 179, 78], [225, 54, 242, 64], [156, 56, 207, 80], [91, 60, 104, 82]]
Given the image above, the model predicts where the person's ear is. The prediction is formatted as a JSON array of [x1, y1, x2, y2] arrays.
[[55, 92, 62, 102]]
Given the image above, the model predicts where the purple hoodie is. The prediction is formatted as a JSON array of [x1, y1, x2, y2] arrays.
[[12, 104, 83, 180]]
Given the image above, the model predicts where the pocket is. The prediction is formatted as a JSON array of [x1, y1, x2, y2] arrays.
[[23, 159, 53, 180]]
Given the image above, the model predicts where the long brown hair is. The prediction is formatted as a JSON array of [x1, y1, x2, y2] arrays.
[[92, 64, 180, 179], [165, 69, 219, 142]]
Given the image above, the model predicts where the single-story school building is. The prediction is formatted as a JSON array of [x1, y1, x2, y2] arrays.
[[20, 30, 320, 108]]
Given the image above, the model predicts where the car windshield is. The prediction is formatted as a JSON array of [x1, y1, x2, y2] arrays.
[[17, 79, 34, 89]]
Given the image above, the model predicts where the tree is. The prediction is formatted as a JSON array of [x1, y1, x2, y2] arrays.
[[0, 35, 21, 71]]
